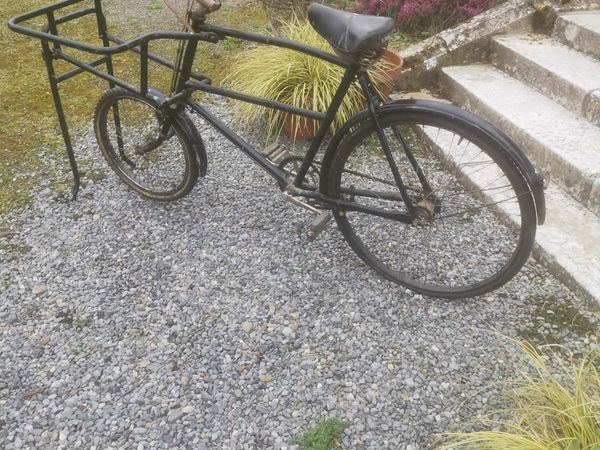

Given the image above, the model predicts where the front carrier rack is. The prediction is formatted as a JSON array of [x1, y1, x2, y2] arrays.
[[8, 0, 350, 200], [7, 0, 221, 199]]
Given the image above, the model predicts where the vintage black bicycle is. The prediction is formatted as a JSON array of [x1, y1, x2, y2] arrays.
[[9, 0, 546, 298]]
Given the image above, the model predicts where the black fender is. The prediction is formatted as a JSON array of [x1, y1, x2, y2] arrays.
[[147, 88, 208, 177], [178, 113, 207, 177], [320, 99, 545, 225]]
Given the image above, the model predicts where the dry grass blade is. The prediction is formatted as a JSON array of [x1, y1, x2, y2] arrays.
[[438, 343, 600, 450], [223, 19, 392, 140]]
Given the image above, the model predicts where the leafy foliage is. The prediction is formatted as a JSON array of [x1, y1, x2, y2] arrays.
[[352, 0, 495, 35], [224, 20, 394, 139], [294, 418, 346, 450]]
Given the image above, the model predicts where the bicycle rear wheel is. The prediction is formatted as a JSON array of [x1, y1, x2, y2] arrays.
[[94, 88, 199, 201], [323, 105, 537, 298]]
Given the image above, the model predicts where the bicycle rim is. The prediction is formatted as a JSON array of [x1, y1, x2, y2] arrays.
[[326, 110, 537, 298], [94, 88, 198, 201]]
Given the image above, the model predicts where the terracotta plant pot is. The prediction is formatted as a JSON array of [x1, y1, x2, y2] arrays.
[[282, 113, 319, 141], [281, 49, 404, 141], [374, 49, 404, 98]]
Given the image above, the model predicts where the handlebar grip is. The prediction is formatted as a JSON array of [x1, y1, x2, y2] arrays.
[[194, 0, 222, 13]]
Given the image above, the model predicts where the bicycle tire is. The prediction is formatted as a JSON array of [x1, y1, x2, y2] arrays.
[[322, 104, 537, 298], [94, 87, 199, 201]]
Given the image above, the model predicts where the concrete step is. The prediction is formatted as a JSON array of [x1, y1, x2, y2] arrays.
[[531, 184, 600, 303], [440, 64, 600, 217], [439, 66, 600, 302], [491, 34, 600, 126], [554, 10, 600, 60]]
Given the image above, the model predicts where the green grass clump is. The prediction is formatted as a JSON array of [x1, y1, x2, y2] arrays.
[[224, 20, 394, 139], [294, 418, 346, 450], [0, 1, 267, 213], [440, 343, 600, 450], [145, 2, 162, 10]]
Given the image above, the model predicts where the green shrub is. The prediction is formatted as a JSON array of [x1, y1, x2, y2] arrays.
[[352, 0, 495, 36], [224, 20, 393, 139]]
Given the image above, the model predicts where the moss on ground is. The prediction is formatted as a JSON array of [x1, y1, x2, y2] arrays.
[[1, 0, 416, 214], [518, 296, 599, 347], [0, 1, 267, 213]]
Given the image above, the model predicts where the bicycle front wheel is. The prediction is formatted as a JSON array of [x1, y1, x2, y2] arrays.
[[94, 88, 199, 201], [323, 106, 537, 298]]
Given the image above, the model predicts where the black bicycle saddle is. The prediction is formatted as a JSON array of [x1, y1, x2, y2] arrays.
[[308, 3, 395, 57]]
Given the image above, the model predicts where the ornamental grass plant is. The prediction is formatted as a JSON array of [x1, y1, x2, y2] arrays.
[[440, 343, 600, 450], [224, 20, 395, 140]]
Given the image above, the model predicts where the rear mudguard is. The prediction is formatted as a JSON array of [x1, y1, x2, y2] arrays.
[[147, 88, 208, 177], [320, 99, 546, 225]]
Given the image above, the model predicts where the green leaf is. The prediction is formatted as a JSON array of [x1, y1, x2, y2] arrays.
[[565, 439, 581, 450]]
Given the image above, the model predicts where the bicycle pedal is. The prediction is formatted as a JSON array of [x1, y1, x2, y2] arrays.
[[261, 143, 291, 165], [308, 211, 333, 241], [282, 193, 320, 213], [282, 193, 332, 240]]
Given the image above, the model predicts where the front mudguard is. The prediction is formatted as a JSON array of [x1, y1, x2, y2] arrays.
[[147, 88, 208, 177], [320, 99, 546, 225]]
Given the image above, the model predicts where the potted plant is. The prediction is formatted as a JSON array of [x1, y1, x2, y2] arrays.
[[224, 20, 403, 140], [375, 48, 404, 98]]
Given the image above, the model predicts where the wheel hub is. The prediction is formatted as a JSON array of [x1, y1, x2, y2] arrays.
[[412, 195, 440, 224]]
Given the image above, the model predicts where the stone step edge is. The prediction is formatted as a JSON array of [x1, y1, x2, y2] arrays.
[[530, 184, 600, 304], [491, 35, 600, 127], [439, 64, 600, 217], [554, 12, 600, 60]]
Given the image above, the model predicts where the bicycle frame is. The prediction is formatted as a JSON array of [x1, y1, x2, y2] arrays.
[[176, 22, 362, 190], [8, 0, 415, 223]]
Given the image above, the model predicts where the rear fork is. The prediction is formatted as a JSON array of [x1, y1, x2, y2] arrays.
[[278, 70, 441, 238], [357, 72, 439, 224]]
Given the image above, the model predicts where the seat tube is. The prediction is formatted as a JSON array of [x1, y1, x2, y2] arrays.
[[293, 64, 359, 186]]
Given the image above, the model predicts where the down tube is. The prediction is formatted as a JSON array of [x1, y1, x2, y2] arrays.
[[186, 101, 289, 185]]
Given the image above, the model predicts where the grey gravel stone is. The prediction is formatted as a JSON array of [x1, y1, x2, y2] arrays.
[[32, 285, 48, 296], [241, 321, 253, 333], [0, 94, 598, 450], [167, 409, 184, 423]]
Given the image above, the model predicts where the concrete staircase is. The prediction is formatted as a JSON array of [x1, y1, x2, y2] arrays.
[[439, 10, 600, 302]]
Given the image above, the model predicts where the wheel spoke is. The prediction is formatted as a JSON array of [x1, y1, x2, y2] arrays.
[[94, 88, 198, 200], [328, 109, 536, 298]]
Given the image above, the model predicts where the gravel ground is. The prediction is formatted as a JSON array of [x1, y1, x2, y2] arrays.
[[1, 98, 599, 449]]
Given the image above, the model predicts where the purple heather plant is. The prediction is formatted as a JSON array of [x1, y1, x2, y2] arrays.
[[352, 0, 495, 34]]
